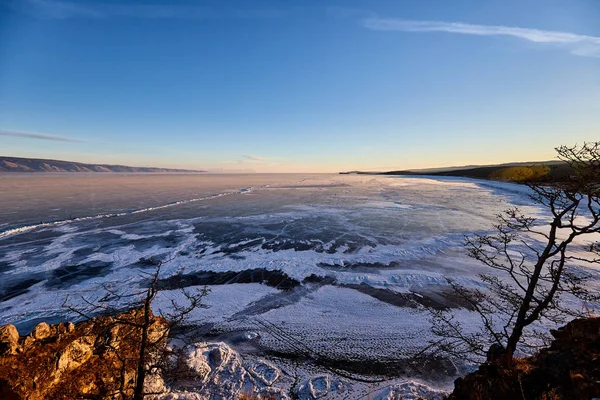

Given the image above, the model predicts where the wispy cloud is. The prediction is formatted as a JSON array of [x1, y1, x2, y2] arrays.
[[361, 17, 600, 58], [11, 0, 287, 20], [0, 129, 83, 142], [242, 155, 268, 162], [237, 155, 286, 168]]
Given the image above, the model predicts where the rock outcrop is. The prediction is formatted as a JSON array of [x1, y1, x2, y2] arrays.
[[0, 309, 168, 400], [4, 312, 597, 399], [448, 317, 600, 400], [0, 325, 19, 355]]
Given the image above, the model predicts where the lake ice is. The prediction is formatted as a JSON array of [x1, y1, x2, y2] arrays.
[[1, 173, 597, 396]]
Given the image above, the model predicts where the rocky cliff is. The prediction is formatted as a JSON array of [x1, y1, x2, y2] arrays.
[[0, 309, 168, 400], [448, 317, 600, 400], [0, 310, 447, 400], [2, 312, 598, 399]]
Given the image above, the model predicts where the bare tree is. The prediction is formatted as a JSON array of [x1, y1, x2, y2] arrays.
[[430, 142, 600, 367], [63, 259, 210, 399]]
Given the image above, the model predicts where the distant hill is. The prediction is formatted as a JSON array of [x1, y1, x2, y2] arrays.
[[341, 161, 573, 183], [0, 156, 205, 173]]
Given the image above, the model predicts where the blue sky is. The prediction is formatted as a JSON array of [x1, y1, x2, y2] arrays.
[[0, 0, 599, 172]]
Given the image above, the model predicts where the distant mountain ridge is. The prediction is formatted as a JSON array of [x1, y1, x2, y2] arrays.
[[341, 160, 572, 183], [393, 160, 565, 174], [0, 156, 204, 173]]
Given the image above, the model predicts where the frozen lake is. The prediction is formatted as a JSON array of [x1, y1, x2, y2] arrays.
[[2, 172, 593, 394]]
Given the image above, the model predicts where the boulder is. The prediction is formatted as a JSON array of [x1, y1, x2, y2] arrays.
[[32, 323, 51, 341], [56, 337, 94, 375], [0, 325, 20, 355], [22, 336, 36, 350], [148, 319, 169, 344], [448, 317, 600, 400], [57, 322, 75, 336]]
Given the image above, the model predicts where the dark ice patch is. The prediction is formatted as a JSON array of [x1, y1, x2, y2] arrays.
[[125, 255, 177, 270], [53, 231, 126, 255], [230, 275, 337, 318], [315, 354, 458, 380], [0, 278, 44, 302], [158, 268, 300, 291], [344, 283, 465, 310], [0, 229, 61, 247], [130, 233, 182, 251], [67, 247, 100, 265], [47, 261, 113, 289], [302, 274, 337, 285], [0, 260, 12, 274]]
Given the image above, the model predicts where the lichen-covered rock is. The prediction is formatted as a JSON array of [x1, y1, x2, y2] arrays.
[[148, 318, 169, 344], [57, 336, 94, 375], [0, 307, 169, 400], [57, 322, 75, 336], [0, 325, 20, 355], [31, 322, 51, 341], [21, 336, 35, 350]]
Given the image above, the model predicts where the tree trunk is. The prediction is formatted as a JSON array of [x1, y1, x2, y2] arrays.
[[499, 329, 521, 368], [133, 299, 151, 400]]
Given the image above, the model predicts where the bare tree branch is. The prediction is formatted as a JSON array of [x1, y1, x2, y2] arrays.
[[427, 142, 600, 367]]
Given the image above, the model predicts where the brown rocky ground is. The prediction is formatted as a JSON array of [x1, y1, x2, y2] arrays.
[[1, 313, 599, 399], [0, 309, 167, 400], [449, 317, 600, 400]]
